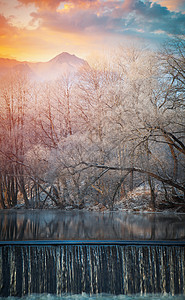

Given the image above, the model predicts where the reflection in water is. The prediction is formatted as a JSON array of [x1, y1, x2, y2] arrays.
[[0, 210, 185, 241]]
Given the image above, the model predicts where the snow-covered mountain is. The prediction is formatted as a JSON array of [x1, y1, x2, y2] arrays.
[[0, 52, 87, 80]]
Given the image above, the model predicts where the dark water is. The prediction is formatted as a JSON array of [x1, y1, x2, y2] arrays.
[[0, 210, 185, 241]]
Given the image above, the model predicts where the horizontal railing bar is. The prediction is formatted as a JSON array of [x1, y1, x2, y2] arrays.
[[0, 240, 185, 246]]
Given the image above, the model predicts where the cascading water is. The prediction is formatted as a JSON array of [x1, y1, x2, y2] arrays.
[[0, 245, 185, 297]]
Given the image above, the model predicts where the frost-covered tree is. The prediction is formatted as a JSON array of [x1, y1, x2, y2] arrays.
[[0, 42, 184, 210], [65, 44, 185, 209], [0, 71, 32, 207]]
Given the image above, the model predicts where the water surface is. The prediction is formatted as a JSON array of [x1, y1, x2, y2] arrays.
[[0, 294, 185, 299], [0, 210, 185, 241]]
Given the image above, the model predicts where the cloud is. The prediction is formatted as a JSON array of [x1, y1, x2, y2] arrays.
[[18, 0, 62, 10], [135, 1, 170, 17], [28, 0, 185, 38], [17, 0, 99, 11], [132, 1, 185, 35], [0, 14, 17, 36], [152, 0, 185, 12], [121, 0, 135, 12], [30, 9, 110, 34]]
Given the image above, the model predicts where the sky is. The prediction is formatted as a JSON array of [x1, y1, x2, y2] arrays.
[[0, 0, 185, 62]]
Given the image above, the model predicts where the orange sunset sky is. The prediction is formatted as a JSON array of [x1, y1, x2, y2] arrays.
[[0, 0, 185, 62]]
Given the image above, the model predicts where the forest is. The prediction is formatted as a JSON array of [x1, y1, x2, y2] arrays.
[[0, 38, 184, 211]]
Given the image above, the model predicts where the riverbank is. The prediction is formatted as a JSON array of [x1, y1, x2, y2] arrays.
[[1, 185, 185, 213]]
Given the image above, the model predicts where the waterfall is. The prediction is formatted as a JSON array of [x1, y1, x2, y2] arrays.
[[0, 245, 184, 297]]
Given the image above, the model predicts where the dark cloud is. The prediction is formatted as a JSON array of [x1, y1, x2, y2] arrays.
[[131, 1, 185, 35], [110, 1, 185, 36], [134, 1, 170, 17]]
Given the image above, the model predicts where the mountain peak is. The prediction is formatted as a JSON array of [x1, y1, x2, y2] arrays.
[[0, 52, 88, 80], [49, 52, 85, 65]]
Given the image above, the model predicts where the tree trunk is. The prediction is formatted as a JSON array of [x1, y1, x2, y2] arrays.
[[148, 176, 156, 210], [19, 177, 29, 208]]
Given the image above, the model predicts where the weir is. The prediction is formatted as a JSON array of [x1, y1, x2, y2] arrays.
[[0, 211, 185, 298], [0, 244, 185, 297]]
